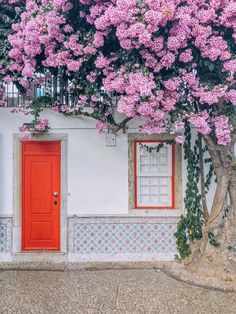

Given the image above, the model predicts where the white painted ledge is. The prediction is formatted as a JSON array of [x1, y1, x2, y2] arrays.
[[68, 253, 176, 263], [67, 211, 182, 218], [128, 209, 182, 217]]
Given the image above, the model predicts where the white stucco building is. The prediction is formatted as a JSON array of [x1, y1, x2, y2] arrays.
[[0, 108, 215, 263]]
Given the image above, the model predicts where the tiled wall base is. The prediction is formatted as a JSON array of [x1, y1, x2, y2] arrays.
[[68, 217, 179, 262], [0, 216, 179, 262], [0, 218, 12, 254]]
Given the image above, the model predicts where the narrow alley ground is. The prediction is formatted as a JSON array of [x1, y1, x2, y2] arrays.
[[0, 268, 235, 314]]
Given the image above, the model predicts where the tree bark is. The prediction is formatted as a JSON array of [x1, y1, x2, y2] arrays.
[[184, 135, 236, 280]]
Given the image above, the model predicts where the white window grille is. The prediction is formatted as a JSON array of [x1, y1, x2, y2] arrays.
[[135, 141, 174, 208]]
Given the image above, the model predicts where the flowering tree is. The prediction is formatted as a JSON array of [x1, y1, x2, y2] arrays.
[[1, 0, 236, 278]]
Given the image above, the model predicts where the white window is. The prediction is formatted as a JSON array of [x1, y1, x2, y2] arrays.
[[135, 141, 174, 208]]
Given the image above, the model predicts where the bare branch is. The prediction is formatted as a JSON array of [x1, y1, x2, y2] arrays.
[[108, 117, 132, 133]]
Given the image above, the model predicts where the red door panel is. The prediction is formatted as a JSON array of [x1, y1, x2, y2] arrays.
[[22, 142, 60, 250]]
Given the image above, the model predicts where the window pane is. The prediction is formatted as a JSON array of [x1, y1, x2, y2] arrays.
[[140, 165, 149, 172], [160, 195, 169, 203], [160, 186, 168, 194], [140, 156, 148, 165], [150, 185, 158, 194], [159, 177, 168, 185], [140, 185, 149, 194], [137, 175, 172, 207], [140, 195, 149, 203]]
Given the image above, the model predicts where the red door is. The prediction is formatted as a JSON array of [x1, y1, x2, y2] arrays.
[[22, 141, 61, 250]]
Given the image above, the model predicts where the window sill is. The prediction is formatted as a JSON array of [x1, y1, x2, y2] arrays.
[[128, 209, 182, 217]]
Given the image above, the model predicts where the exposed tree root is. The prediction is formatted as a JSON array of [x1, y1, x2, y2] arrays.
[[161, 263, 236, 292], [183, 226, 236, 281]]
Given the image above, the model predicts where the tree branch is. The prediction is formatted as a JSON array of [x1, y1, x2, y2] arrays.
[[202, 134, 222, 171], [64, 109, 132, 134], [108, 117, 132, 133]]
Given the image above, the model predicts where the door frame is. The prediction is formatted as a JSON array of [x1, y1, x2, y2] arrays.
[[12, 133, 68, 255]]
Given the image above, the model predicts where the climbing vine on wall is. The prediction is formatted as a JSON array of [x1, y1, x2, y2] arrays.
[[174, 122, 205, 258], [137, 128, 212, 259], [138, 140, 174, 153], [205, 160, 215, 193]]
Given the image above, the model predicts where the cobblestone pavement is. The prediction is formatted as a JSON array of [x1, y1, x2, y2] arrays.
[[0, 269, 236, 314]]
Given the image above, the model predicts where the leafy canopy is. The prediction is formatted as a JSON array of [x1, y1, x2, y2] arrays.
[[0, 0, 236, 143]]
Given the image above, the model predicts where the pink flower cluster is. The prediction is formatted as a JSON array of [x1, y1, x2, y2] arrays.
[[140, 121, 166, 135], [213, 116, 231, 146], [21, 134, 32, 141], [7, 0, 81, 79], [175, 136, 185, 144], [179, 49, 193, 63], [225, 90, 236, 105], [188, 111, 211, 135], [188, 112, 232, 146], [195, 86, 227, 106], [19, 119, 49, 133], [35, 119, 49, 131], [0, 84, 7, 106], [2, 0, 236, 146], [96, 120, 108, 134]]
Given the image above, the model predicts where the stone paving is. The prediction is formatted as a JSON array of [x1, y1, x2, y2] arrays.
[[0, 269, 236, 314]]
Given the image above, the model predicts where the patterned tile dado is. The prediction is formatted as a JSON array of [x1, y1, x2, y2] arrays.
[[0, 218, 12, 253], [68, 217, 178, 254]]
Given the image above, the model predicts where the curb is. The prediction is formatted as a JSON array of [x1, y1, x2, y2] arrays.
[[0, 261, 166, 272], [160, 267, 236, 293]]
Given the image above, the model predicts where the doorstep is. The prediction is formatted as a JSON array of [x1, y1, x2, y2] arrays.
[[12, 251, 67, 263]]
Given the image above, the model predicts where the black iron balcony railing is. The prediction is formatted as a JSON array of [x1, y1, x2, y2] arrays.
[[1, 74, 76, 107]]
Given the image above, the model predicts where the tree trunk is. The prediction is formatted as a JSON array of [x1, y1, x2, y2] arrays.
[[184, 135, 236, 280]]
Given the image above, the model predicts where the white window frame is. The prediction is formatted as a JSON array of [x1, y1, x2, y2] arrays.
[[134, 140, 174, 209]]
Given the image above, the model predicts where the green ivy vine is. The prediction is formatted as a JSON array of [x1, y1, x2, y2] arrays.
[[139, 140, 174, 153], [174, 122, 204, 258]]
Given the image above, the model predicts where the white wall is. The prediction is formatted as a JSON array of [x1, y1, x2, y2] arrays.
[[0, 108, 216, 217], [0, 108, 129, 216]]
